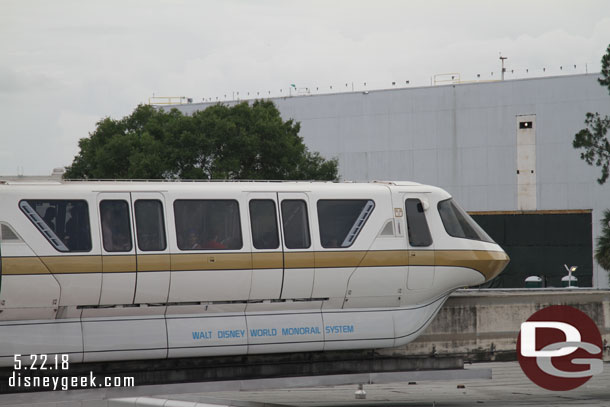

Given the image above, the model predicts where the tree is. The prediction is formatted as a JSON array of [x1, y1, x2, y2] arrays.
[[573, 44, 610, 277], [64, 100, 338, 181], [573, 113, 610, 184], [573, 43, 610, 184], [596, 210, 610, 272]]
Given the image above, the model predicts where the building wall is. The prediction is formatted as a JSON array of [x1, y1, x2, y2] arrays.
[[472, 212, 593, 288], [174, 74, 610, 287]]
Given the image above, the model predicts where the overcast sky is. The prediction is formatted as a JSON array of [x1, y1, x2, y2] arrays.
[[1, 0, 609, 175]]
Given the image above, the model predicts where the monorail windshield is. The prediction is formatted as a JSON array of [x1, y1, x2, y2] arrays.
[[437, 198, 494, 243]]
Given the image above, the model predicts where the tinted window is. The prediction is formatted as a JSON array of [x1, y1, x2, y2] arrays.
[[438, 198, 494, 243], [0, 223, 20, 241], [135, 200, 167, 251], [317, 200, 375, 248], [379, 220, 394, 236], [249, 200, 279, 249], [281, 200, 311, 249], [405, 198, 433, 247], [100, 200, 133, 252], [174, 200, 242, 250], [20, 200, 91, 252], [519, 121, 533, 129]]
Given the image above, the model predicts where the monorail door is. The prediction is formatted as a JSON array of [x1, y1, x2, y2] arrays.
[[97, 192, 136, 305], [247, 192, 283, 300], [131, 192, 170, 304], [278, 192, 314, 299], [403, 193, 435, 291]]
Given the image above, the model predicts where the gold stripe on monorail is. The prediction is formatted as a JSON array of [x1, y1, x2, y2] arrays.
[[284, 251, 315, 268], [315, 251, 365, 268], [170, 253, 252, 271], [42, 255, 102, 274], [1, 250, 509, 281], [102, 255, 136, 273], [138, 254, 171, 271], [1, 257, 50, 275], [312, 250, 432, 268], [435, 250, 509, 281], [361, 250, 410, 267], [252, 252, 283, 269]]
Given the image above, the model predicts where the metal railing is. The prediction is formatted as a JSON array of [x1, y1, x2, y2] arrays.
[[148, 96, 190, 105], [431, 72, 501, 86], [432, 73, 461, 85]]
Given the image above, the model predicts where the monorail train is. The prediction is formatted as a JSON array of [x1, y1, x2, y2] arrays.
[[0, 180, 508, 366]]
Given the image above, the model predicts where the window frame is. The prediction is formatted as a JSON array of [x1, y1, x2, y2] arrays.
[[249, 199, 280, 250], [0, 222, 22, 242], [316, 199, 375, 249], [437, 198, 495, 243], [19, 199, 92, 253], [134, 199, 167, 252], [405, 198, 433, 247], [280, 199, 311, 250], [100, 199, 134, 253], [173, 199, 243, 251]]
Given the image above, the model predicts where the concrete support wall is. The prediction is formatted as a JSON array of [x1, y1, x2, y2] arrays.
[[380, 289, 610, 361], [516, 115, 536, 210]]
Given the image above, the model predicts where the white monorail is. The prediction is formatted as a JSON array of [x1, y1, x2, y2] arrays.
[[0, 180, 508, 365]]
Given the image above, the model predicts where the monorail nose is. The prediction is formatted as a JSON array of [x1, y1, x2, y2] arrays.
[[435, 197, 509, 283], [476, 248, 510, 282], [436, 246, 510, 285]]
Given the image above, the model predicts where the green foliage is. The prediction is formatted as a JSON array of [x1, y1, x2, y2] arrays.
[[64, 101, 338, 181], [572, 112, 610, 184], [572, 43, 610, 185], [595, 210, 610, 272]]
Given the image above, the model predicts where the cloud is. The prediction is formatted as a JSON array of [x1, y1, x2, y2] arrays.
[[56, 109, 99, 169], [0, 66, 58, 93]]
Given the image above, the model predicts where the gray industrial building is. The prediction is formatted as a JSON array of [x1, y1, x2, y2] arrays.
[[172, 73, 610, 289]]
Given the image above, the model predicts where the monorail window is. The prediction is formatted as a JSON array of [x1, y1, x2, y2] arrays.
[[135, 200, 167, 251], [405, 199, 433, 247], [281, 200, 311, 249], [174, 200, 243, 250], [100, 200, 133, 252], [19, 200, 91, 252], [249, 200, 279, 250], [0, 223, 20, 241], [317, 200, 375, 248], [438, 198, 494, 243]]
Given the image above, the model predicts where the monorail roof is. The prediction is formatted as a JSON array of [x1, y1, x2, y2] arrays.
[[0, 179, 443, 194]]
